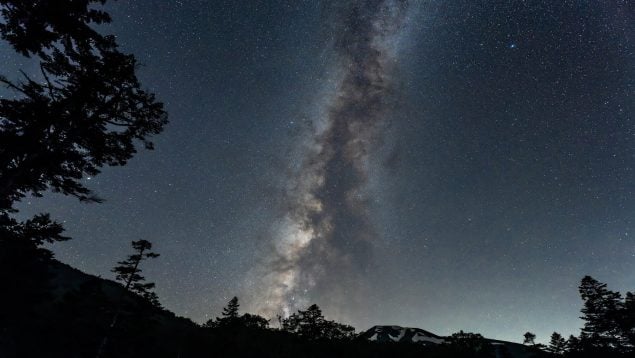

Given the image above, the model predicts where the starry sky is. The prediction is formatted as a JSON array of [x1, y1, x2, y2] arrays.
[[8, 0, 633, 344]]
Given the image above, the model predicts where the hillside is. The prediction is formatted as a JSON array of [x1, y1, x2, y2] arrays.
[[0, 259, 549, 358]]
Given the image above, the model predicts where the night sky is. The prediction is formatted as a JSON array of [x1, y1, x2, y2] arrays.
[[9, 0, 633, 343]]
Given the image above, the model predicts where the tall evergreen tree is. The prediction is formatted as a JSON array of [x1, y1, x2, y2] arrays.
[[579, 275, 624, 349], [205, 296, 240, 328], [547, 332, 567, 355], [566, 334, 581, 353], [222, 296, 240, 319]]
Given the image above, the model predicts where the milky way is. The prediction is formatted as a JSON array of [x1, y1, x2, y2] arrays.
[[247, 0, 410, 319]]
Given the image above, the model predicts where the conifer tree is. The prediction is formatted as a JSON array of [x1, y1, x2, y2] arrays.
[[205, 296, 257, 328], [203, 296, 269, 329], [579, 275, 624, 349], [547, 332, 567, 355], [566, 334, 581, 353], [112, 240, 161, 306], [222, 296, 240, 319], [97, 240, 160, 358]]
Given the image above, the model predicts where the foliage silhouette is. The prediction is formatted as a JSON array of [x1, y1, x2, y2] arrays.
[[445, 330, 494, 356], [112, 239, 161, 307], [575, 275, 632, 354], [97, 240, 161, 357], [281, 304, 356, 341], [548, 332, 567, 355], [222, 296, 240, 319], [0, 2, 166, 353], [205, 296, 269, 330], [0, 0, 167, 212]]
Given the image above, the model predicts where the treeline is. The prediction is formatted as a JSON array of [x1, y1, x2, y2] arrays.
[[196, 278, 635, 357], [531, 275, 635, 357]]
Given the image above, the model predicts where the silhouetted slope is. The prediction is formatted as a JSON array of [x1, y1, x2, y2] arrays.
[[2, 259, 544, 358]]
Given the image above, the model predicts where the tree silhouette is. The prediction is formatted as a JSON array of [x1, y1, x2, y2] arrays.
[[523, 332, 536, 345], [112, 240, 161, 306], [239, 313, 269, 329], [0, 0, 167, 282], [566, 334, 581, 353], [282, 304, 324, 339], [204, 297, 269, 330], [579, 275, 624, 350], [0, 0, 112, 57], [0, 0, 167, 212], [447, 330, 492, 355], [622, 292, 635, 349], [205, 296, 240, 328], [547, 332, 566, 355], [222, 297, 240, 319], [97, 240, 160, 358], [281, 304, 355, 340], [0, 1, 168, 325], [0, 2, 166, 354]]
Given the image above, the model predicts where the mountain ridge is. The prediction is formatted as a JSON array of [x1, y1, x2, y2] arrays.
[[359, 325, 535, 358]]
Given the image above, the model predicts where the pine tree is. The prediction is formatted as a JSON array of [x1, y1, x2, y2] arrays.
[[579, 276, 623, 349], [112, 240, 161, 306], [566, 334, 581, 353], [205, 296, 259, 328], [547, 332, 567, 355], [97, 240, 160, 358], [222, 297, 240, 319]]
